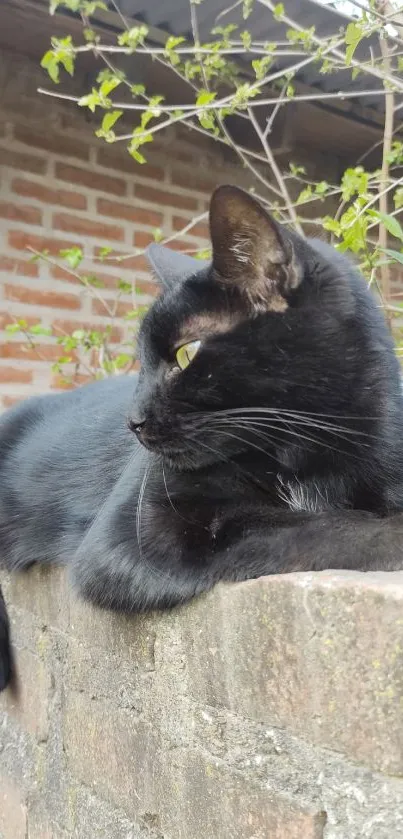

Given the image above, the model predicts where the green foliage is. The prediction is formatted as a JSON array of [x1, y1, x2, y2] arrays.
[[118, 25, 149, 51], [41, 36, 75, 83], [27, 0, 403, 382]]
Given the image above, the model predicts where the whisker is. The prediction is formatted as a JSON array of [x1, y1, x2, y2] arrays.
[[161, 460, 206, 529], [207, 427, 279, 461], [188, 434, 274, 487], [208, 416, 373, 447], [194, 406, 380, 426], [136, 460, 151, 560], [203, 417, 366, 460]]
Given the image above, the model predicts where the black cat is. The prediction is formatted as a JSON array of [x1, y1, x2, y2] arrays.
[[1, 184, 403, 691]]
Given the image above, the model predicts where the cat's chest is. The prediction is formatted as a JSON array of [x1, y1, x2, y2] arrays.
[[276, 475, 340, 512]]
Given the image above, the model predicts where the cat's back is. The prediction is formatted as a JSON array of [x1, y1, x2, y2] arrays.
[[0, 376, 141, 566], [0, 374, 138, 463]]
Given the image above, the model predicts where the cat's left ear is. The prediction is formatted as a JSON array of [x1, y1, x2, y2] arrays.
[[209, 185, 303, 312], [146, 243, 210, 289]]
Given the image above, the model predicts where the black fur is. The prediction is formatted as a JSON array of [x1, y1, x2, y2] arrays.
[[1, 184, 403, 691]]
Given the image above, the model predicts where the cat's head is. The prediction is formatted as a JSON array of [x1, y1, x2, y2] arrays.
[[129, 185, 390, 471]]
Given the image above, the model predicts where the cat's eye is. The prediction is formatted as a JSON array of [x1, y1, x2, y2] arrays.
[[175, 340, 201, 371]]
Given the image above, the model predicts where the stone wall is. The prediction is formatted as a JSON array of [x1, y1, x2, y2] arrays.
[[1, 567, 403, 838]]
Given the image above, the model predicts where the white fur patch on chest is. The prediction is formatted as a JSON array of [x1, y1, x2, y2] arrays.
[[276, 475, 330, 513]]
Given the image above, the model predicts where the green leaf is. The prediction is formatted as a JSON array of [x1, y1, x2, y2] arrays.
[[59, 53, 74, 76], [252, 56, 273, 80], [368, 210, 403, 242], [5, 324, 21, 334], [240, 30, 252, 50], [60, 247, 83, 269], [195, 248, 212, 260], [296, 186, 312, 205], [196, 90, 217, 106], [341, 166, 368, 201], [131, 84, 146, 96], [81, 274, 105, 288], [289, 162, 306, 177], [118, 25, 148, 51], [98, 246, 112, 259], [117, 280, 132, 294], [315, 181, 329, 196], [394, 188, 403, 210], [124, 309, 141, 320], [129, 149, 147, 164], [114, 353, 132, 368], [165, 35, 185, 50], [30, 324, 53, 336], [40, 51, 59, 83], [101, 110, 123, 132], [273, 3, 284, 21], [57, 355, 73, 365], [99, 76, 121, 97], [381, 249, 403, 266], [345, 22, 363, 66], [242, 0, 253, 19]]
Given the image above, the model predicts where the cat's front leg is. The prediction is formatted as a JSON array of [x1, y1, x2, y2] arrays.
[[207, 507, 403, 583]]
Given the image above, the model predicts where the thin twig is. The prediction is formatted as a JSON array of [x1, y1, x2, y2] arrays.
[[376, 0, 395, 318], [247, 106, 304, 234]]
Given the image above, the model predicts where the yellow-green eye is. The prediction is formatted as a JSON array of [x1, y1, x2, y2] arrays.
[[175, 340, 201, 371]]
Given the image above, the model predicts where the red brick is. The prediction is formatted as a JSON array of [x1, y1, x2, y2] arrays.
[[12, 178, 87, 211], [8, 230, 81, 257], [53, 211, 124, 242], [55, 162, 126, 196], [0, 147, 47, 174], [2, 394, 24, 408], [55, 270, 156, 297], [171, 168, 219, 194], [13, 126, 90, 161], [136, 279, 159, 297], [0, 201, 42, 225], [0, 255, 39, 277], [97, 197, 162, 227], [91, 295, 154, 317], [0, 342, 67, 363], [0, 366, 33, 384], [51, 372, 93, 390], [50, 264, 118, 289], [52, 319, 122, 343], [134, 183, 198, 211], [133, 230, 154, 249], [97, 147, 164, 180], [93, 247, 149, 273], [165, 239, 199, 253], [0, 311, 38, 330], [4, 284, 80, 311], [173, 215, 210, 239]]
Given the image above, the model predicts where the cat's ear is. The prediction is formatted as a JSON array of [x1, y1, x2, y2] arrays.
[[146, 243, 210, 290], [209, 185, 302, 312]]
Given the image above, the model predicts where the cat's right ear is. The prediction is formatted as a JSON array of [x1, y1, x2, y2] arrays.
[[209, 185, 303, 312], [146, 243, 210, 290]]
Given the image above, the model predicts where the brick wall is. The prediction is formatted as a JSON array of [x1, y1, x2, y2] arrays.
[[0, 46, 259, 409], [0, 42, 350, 411], [1, 567, 403, 839]]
